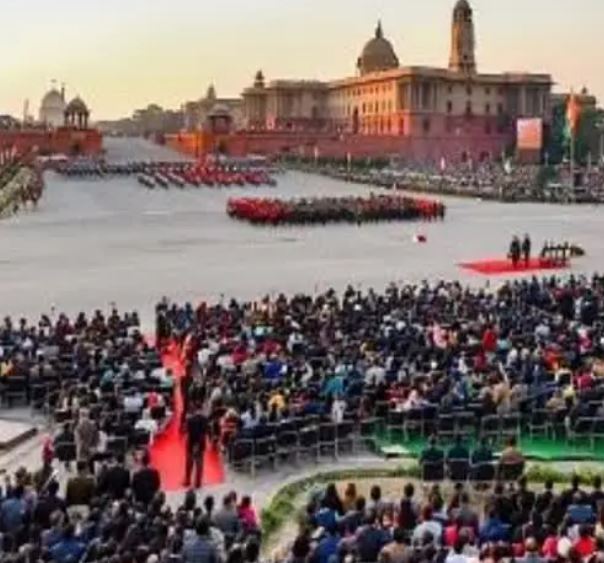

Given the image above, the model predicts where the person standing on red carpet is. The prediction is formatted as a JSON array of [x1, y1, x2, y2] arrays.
[[184, 401, 208, 489], [522, 234, 532, 267]]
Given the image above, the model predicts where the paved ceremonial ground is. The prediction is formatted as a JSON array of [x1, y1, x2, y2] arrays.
[[0, 137, 603, 328]]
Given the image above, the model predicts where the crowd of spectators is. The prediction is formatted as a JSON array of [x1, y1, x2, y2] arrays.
[[288, 474, 604, 563], [0, 308, 174, 463], [156, 275, 604, 469], [0, 460, 261, 563]]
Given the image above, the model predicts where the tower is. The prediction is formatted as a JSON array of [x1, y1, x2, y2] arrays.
[[449, 0, 476, 74]]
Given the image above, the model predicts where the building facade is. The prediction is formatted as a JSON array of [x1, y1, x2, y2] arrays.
[[238, 0, 552, 161]]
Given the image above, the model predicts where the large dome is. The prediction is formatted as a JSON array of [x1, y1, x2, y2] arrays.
[[39, 87, 66, 127], [41, 88, 65, 111], [357, 22, 399, 76]]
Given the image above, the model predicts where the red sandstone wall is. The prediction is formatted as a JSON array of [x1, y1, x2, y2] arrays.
[[0, 128, 103, 156], [165, 125, 515, 164]]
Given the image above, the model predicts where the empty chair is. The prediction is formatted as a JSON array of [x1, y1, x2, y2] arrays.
[[229, 438, 254, 474], [422, 405, 438, 436], [421, 460, 445, 483], [470, 462, 496, 489], [386, 410, 404, 441], [590, 418, 604, 449], [298, 426, 319, 462], [30, 383, 49, 413], [354, 418, 377, 453], [403, 408, 423, 440], [336, 421, 354, 455], [448, 459, 470, 483], [568, 417, 594, 444], [500, 413, 521, 441], [437, 414, 456, 440], [253, 436, 276, 471], [527, 409, 549, 439], [454, 412, 476, 437], [318, 423, 337, 459], [276, 430, 298, 463], [480, 415, 500, 443]]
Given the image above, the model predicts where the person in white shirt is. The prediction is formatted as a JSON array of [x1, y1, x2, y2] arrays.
[[331, 396, 346, 424], [134, 409, 158, 440], [123, 391, 144, 414]]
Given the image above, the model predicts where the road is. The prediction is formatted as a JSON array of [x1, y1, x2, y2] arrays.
[[0, 137, 602, 327]]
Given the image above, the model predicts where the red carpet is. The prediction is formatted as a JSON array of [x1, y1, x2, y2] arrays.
[[149, 342, 225, 491], [459, 257, 569, 275]]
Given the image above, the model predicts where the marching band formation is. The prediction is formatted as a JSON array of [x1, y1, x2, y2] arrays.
[[57, 160, 278, 190], [226, 193, 446, 226]]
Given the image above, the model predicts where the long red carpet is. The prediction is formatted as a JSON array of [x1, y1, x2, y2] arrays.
[[459, 257, 569, 275], [149, 342, 225, 491]]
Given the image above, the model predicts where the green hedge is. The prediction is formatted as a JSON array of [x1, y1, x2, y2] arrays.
[[261, 463, 604, 544]]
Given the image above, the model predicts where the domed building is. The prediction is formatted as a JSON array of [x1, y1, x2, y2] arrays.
[[64, 96, 90, 129], [182, 84, 242, 132], [39, 85, 66, 128], [357, 22, 399, 76]]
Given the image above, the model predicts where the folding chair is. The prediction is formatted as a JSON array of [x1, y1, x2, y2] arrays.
[[480, 415, 501, 443], [527, 409, 549, 439], [354, 418, 378, 453], [403, 408, 423, 440], [386, 410, 404, 441], [298, 426, 319, 462], [469, 462, 496, 490], [229, 439, 254, 474], [568, 417, 594, 445], [501, 413, 521, 441], [318, 423, 337, 459], [336, 421, 354, 455], [437, 414, 456, 440], [448, 459, 470, 483], [421, 460, 445, 484], [590, 417, 604, 449]]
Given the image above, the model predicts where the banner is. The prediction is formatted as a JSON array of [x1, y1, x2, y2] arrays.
[[517, 118, 543, 152]]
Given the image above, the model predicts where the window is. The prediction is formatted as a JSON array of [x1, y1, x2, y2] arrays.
[[448, 86, 453, 94], [465, 101, 473, 117], [447, 101, 453, 114], [485, 103, 491, 115], [422, 117, 431, 133], [485, 87, 491, 95], [362, 103, 366, 114], [497, 103, 504, 115], [466, 85, 473, 96]]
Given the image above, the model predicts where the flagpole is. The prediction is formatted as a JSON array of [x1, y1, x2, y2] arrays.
[[570, 129, 575, 189]]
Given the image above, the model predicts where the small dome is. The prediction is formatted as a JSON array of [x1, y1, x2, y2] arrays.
[[453, 0, 472, 14], [357, 22, 399, 76], [254, 70, 265, 88], [65, 96, 89, 115]]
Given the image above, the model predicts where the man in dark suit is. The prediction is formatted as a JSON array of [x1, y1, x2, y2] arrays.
[[184, 402, 208, 489], [132, 450, 161, 506], [98, 453, 131, 500]]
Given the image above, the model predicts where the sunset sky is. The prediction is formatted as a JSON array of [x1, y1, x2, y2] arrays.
[[2, 0, 602, 120]]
